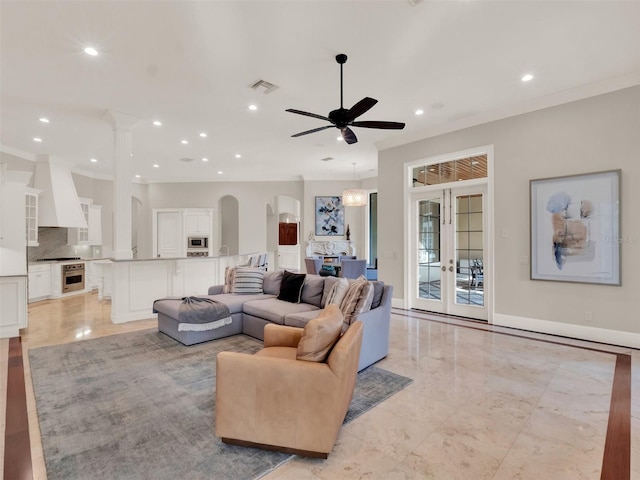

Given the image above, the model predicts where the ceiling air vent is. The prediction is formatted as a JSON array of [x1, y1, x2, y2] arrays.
[[249, 79, 279, 94], [320, 157, 334, 162], [180, 157, 194, 163]]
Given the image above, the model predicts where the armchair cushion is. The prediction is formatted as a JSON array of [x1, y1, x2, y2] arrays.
[[296, 305, 344, 362]]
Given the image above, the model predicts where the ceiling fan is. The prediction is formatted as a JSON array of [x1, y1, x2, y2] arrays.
[[286, 54, 405, 144]]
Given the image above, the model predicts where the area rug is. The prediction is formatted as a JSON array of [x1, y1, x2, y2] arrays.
[[29, 329, 412, 480]]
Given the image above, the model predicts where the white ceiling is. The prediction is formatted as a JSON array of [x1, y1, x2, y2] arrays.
[[1, 1, 639, 183]]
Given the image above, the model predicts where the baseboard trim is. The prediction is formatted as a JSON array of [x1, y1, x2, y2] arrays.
[[391, 298, 405, 309], [493, 313, 640, 349]]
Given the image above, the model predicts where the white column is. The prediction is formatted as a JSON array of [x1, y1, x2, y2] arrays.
[[103, 111, 140, 260]]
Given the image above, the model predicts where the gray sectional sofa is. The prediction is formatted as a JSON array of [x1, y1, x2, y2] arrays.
[[153, 271, 393, 371]]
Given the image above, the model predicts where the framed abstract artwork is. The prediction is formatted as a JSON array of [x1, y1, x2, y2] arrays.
[[530, 169, 621, 285], [315, 196, 344, 236]]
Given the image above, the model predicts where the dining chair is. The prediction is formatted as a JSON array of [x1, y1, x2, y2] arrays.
[[305, 257, 323, 275], [340, 259, 367, 279]]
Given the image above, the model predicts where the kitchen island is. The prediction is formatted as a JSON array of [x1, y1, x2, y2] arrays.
[[96, 253, 270, 323]]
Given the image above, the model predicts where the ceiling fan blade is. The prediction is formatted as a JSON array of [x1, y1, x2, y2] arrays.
[[285, 109, 332, 122], [341, 127, 358, 144], [351, 120, 406, 130], [291, 125, 334, 137], [345, 97, 378, 122]]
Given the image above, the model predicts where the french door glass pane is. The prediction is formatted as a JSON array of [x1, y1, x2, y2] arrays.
[[455, 194, 484, 306], [418, 199, 441, 300]]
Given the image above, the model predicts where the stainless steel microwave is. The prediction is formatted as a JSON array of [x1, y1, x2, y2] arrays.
[[188, 236, 208, 249]]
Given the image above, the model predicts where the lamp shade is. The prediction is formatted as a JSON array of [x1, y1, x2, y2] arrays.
[[342, 188, 367, 207]]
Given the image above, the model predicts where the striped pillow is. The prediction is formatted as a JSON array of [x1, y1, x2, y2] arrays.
[[340, 275, 374, 324], [232, 268, 265, 294]]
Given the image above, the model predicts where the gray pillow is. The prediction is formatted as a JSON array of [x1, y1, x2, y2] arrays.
[[370, 281, 385, 309], [301, 274, 325, 307], [263, 270, 283, 295]]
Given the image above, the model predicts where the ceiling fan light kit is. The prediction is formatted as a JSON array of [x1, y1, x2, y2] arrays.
[[286, 53, 405, 145]]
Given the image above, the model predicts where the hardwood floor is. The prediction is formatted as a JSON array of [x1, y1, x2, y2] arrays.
[[2, 292, 638, 479]]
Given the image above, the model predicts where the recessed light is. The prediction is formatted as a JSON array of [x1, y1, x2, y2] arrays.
[[90, 158, 97, 163], [235, 154, 242, 159], [337, 136, 343, 142], [153, 120, 162, 126], [33, 137, 42, 142], [153, 164, 159, 168], [199, 132, 207, 138], [39, 117, 50, 123], [135, 174, 141, 178], [202, 158, 209, 162], [84, 47, 98, 56], [521, 73, 534, 82], [415, 109, 424, 116], [217, 171, 223, 175], [181, 140, 188, 144], [248, 104, 257, 111]]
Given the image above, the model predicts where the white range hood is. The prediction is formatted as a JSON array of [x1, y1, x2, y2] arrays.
[[33, 156, 87, 228]]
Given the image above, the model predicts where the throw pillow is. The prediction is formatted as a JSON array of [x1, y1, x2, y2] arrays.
[[263, 270, 283, 295], [325, 277, 349, 307], [277, 270, 306, 303], [222, 266, 236, 294], [340, 275, 374, 324], [296, 304, 344, 362], [370, 281, 385, 309], [232, 268, 265, 294]]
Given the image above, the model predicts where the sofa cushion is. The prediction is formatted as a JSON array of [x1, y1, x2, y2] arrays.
[[340, 276, 374, 325], [232, 268, 265, 294], [243, 298, 319, 325], [277, 271, 306, 303], [296, 305, 344, 362], [263, 270, 283, 295], [300, 274, 324, 308], [370, 281, 385, 309], [284, 309, 322, 328]]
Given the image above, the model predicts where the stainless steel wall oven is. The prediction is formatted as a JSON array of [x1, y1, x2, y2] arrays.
[[62, 263, 85, 293]]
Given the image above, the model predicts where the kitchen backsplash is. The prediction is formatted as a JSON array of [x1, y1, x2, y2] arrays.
[[28, 227, 101, 261]]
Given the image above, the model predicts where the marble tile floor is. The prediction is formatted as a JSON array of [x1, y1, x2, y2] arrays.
[[2, 292, 638, 479]]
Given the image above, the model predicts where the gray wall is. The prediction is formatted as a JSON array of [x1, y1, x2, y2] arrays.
[[378, 85, 640, 334]]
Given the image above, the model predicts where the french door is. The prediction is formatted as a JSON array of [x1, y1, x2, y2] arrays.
[[411, 184, 488, 320]]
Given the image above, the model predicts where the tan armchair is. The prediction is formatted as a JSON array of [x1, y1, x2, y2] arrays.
[[215, 320, 364, 458]]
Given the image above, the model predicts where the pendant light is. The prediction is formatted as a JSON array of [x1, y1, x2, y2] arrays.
[[342, 163, 367, 207]]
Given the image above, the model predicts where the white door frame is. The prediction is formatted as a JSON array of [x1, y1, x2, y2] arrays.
[[403, 145, 494, 322]]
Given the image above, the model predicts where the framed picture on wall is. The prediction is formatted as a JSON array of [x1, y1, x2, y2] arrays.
[[315, 196, 344, 236], [530, 169, 621, 285]]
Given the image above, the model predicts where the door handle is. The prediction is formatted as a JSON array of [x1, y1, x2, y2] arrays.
[[441, 266, 446, 272], [449, 266, 454, 272]]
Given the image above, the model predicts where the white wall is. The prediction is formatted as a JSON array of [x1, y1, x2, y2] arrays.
[[378, 86, 640, 339]]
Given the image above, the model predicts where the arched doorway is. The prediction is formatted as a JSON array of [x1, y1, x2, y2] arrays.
[[220, 195, 239, 255]]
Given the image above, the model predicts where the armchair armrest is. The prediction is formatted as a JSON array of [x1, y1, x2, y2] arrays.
[[263, 324, 304, 348]]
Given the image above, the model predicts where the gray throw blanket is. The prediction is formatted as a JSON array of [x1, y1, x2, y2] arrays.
[[178, 296, 231, 324]]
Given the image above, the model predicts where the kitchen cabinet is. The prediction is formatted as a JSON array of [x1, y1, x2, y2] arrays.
[[68, 199, 102, 245], [184, 211, 212, 236], [0, 276, 27, 336], [25, 188, 41, 246], [156, 210, 184, 258], [28, 264, 51, 301]]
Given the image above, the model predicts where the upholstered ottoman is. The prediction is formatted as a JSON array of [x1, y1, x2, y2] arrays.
[[152, 296, 245, 346]]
